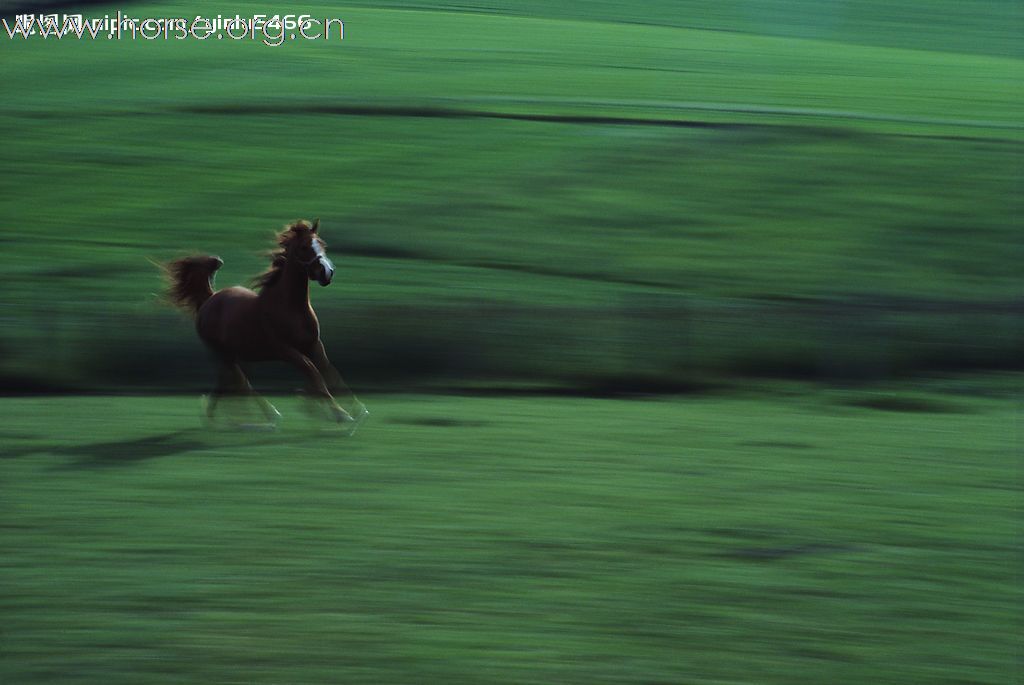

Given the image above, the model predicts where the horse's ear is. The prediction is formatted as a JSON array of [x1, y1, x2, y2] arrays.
[[311, 218, 320, 234]]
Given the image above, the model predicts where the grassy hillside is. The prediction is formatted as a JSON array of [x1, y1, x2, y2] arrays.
[[0, 1, 1021, 391]]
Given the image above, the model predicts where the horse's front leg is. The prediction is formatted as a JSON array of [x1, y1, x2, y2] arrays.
[[277, 345, 355, 425], [311, 340, 368, 421]]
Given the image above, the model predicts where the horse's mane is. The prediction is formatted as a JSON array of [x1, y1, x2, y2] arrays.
[[252, 220, 314, 290]]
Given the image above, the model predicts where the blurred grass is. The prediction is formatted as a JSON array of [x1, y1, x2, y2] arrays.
[[0, 1, 1021, 391], [1, 389, 1019, 684], [347, 0, 1024, 59], [2, 6, 1020, 684]]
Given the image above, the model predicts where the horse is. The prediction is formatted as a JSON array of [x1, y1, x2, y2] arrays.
[[164, 219, 367, 432]]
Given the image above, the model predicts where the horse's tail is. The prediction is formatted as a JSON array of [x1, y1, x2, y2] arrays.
[[163, 255, 223, 315]]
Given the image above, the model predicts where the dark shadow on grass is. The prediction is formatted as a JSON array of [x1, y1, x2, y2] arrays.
[[177, 103, 754, 132], [56, 430, 207, 468], [22, 429, 327, 470], [0, 430, 204, 464]]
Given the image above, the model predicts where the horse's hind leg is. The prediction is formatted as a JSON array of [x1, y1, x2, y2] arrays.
[[204, 359, 278, 425], [204, 360, 241, 422], [207, 362, 280, 421], [234, 365, 281, 424]]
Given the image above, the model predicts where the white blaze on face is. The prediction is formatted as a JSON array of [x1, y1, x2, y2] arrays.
[[313, 239, 334, 282]]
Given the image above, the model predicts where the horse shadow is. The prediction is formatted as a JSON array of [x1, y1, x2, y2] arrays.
[[11, 428, 321, 470], [53, 430, 209, 469]]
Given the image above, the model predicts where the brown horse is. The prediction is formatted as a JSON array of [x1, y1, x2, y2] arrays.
[[165, 219, 367, 431]]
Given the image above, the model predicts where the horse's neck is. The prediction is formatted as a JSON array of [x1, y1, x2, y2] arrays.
[[261, 261, 310, 309]]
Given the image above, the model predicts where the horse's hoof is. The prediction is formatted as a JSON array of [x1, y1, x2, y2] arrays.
[[200, 395, 213, 426], [328, 406, 362, 436], [265, 404, 282, 423], [331, 406, 355, 424], [352, 405, 370, 422]]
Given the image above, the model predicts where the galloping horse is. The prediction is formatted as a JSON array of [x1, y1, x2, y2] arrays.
[[165, 219, 367, 431]]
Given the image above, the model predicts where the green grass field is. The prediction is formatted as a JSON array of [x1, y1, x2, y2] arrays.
[[2, 3, 1021, 683], [2, 387, 1020, 684]]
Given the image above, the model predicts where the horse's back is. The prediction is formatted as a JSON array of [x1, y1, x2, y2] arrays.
[[196, 287, 265, 359], [206, 286, 258, 306], [197, 286, 258, 322]]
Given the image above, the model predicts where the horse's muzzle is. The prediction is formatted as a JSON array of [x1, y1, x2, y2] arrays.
[[314, 256, 334, 286]]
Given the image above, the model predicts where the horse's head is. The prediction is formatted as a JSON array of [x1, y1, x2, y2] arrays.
[[287, 218, 334, 286]]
